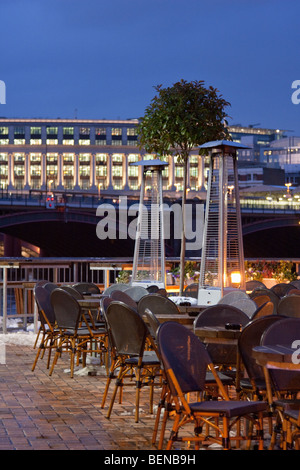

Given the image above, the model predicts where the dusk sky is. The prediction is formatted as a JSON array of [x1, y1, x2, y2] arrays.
[[1, 0, 300, 134]]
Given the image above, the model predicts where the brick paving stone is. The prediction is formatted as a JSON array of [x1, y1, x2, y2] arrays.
[[0, 339, 278, 452]]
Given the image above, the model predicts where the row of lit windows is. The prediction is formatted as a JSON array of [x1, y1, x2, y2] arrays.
[[0, 126, 138, 137]]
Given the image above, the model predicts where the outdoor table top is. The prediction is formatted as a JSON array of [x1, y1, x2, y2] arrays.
[[78, 298, 101, 308], [252, 344, 297, 366], [194, 325, 242, 342], [155, 314, 195, 326]]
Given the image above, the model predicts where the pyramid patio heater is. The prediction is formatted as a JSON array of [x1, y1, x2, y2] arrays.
[[130, 159, 168, 289], [197, 140, 249, 306]]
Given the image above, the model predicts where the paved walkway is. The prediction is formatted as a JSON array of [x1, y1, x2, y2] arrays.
[[0, 338, 275, 453], [0, 340, 160, 451]]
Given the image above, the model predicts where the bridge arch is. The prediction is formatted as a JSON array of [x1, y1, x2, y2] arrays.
[[0, 209, 134, 257]]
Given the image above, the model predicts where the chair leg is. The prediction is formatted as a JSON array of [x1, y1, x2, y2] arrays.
[[101, 358, 117, 409], [106, 365, 125, 419]]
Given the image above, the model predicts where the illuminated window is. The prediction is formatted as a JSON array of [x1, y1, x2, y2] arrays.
[[95, 128, 106, 135], [63, 153, 74, 162], [0, 139, 9, 145], [96, 166, 107, 177], [30, 166, 41, 176], [79, 154, 90, 162], [14, 139, 25, 145], [96, 154, 107, 163], [79, 166, 90, 176], [0, 127, 8, 135], [14, 154, 25, 162], [46, 127, 58, 135], [80, 127, 90, 135], [63, 165, 74, 176], [47, 165, 57, 177], [128, 154, 139, 162], [0, 153, 8, 161], [79, 139, 90, 145], [30, 127, 41, 135], [47, 154, 58, 162], [63, 127, 74, 136], [30, 139, 42, 145], [30, 154, 41, 162], [46, 139, 58, 145], [112, 154, 123, 163], [63, 139, 74, 145], [112, 166, 123, 176], [111, 128, 122, 136]]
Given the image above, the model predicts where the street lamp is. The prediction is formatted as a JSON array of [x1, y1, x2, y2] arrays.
[[197, 140, 250, 306]]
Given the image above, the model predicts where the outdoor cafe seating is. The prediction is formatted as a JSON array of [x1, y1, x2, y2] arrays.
[[30, 278, 300, 450], [48, 288, 108, 378], [157, 321, 267, 450], [258, 316, 300, 450], [101, 301, 162, 423]]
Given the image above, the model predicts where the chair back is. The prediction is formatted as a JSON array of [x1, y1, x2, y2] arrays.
[[157, 321, 210, 395], [238, 315, 285, 384], [43, 282, 58, 293], [61, 285, 83, 299], [124, 286, 149, 302], [146, 285, 159, 293], [138, 293, 180, 317], [194, 304, 249, 328], [72, 282, 100, 295], [50, 288, 81, 330], [143, 309, 161, 339], [34, 285, 56, 326], [251, 301, 275, 320], [261, 317, 300, 393], [183, 283, 198, 299], [290, 280, 300, 289], [270, 283, 294, 299], [277, 295, 300, 318], [218, 290, 249, 305], [110, 290, 138, 310], [103, 283, 129, 295], [245, 280, 266, 292], [194, 304, 249, 366], [106, 302, 149, 357], [230, 298, 257, 318]]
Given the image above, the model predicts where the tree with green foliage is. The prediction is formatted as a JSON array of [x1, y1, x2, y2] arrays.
[[137, 79, 230, 295]]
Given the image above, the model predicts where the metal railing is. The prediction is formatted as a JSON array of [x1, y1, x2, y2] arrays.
[[0, 257, 130, 333]]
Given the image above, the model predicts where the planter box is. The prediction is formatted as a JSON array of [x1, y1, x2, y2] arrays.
[[262, 278, 277, 289]]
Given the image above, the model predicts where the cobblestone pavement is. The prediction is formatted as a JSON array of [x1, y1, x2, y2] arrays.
[[0, 342, 161, 451], [0, 341, 275, 453]]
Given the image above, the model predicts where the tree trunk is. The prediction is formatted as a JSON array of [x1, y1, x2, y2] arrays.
[[179, 156, 188, 296]]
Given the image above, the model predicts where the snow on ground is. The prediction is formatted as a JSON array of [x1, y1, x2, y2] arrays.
[[0, 318, 37, 346]]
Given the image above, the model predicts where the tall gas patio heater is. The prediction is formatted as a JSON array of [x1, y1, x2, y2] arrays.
[[197, 140, 249, 306], [130, 159, 168, 289]]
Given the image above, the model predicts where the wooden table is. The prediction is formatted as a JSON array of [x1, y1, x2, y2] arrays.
[[155, 314, 195, 327], [252, 345, 300, 411], [194, 325, 242, 344], [252, 345, 297, 367]]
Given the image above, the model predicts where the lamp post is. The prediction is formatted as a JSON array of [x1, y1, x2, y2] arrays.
[[197, 140, 250, 305], [130, 159, 168, 289]]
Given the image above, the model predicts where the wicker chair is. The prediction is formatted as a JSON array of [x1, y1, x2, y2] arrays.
[[102, 301, 161, 423], [32, 285, 58, 372], [157, 321, 267, 450], [49, 288, 107, 378]]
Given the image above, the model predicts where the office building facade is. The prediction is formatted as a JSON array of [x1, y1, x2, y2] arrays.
[[0, 118, 288, 195]]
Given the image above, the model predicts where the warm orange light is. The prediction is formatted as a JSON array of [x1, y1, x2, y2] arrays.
[[231, 271, 241, 285]]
